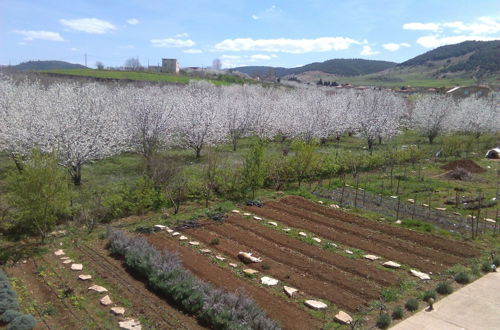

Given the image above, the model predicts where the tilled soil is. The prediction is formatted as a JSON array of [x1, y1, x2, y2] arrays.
[[187, 221, 372, 311], [246, 205, 444, 273], [441, 159, 486, 173], [146, 233, 322, 330], [281, 196, 480, 258], [266, 200, 464, 266]]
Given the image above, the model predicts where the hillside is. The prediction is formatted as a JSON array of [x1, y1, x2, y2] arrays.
[[13, 60, 87, 71], [233, 59, 396, 78]]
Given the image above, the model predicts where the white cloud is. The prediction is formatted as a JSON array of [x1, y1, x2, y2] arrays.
[[70, 47, 78, 51], [403, 22, 440, 31], [174, 33, 189, 38], [127, 18, 139, 25], [416, 35, 499, 48], [220, 54, 275, 68], [13, 30, 64, 41], [60, 18, 116, 34], [382, 42, 411, 51], [360, 45, 379, 56], [251, 15, 259, 20], [214, 37, 360, 53], [184, 49, 203, 54], [151, 38, 195, 48], [250, 54, 272, 60], [251, 5, 277, 20], [120, 45, 135, 49]]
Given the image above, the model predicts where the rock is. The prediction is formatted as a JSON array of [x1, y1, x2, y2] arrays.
[[188, 241, 199, 246], [345, 250, 353, 255], [410, 269, 431, 280], [200, 249, 211, 253], [453, 212, 461, 216], [119, 318, 141, 330], [328, 242, 338, 248], [485, 218, 496, 223], [334, 311, 353, 324], [329, 204, 340, 209], [253, 216, 262, 221], [283, 286, 298, 297], [78, 274, 92, 281], [71, 264, 83, 271], [166, 229, 174, 233], [395, 220, 402, 224], [232, 210, 240, 214], [304, 300, 327, 310], [88, 285, 108, 293], [243, 269, 259, 275], [171, 232, 180, 236], [423, 203, 429, 207], [62, 260, 73, 264], [60, 256, 70, 260], [435, 207, 447, 211], [238, 252, 262, 263], [268, 221, 278, 227], [54, 249, 65, 256], [100, 295, 113, 306], [215, 256, 226, 261], [179, 235, 188, 241], [390, 195, 398, 199], [299, 232, 307, 237], [260, 276, 279, 286], [111, 307, 125, 316], [318, 201, 324, 204], [407, 199, 415, 204], [243, 213, 251, 216], [363, 254, 380, 261], [383, 261, 401, 269], [229, 263, 238, 268], [153, 224, 167, 231], [283, 228, 291, 232], [312, 237, 321, 243]]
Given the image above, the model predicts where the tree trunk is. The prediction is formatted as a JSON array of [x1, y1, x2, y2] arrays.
[[195, 147, 202, 160], [367, 138, 374, 150], [70, 164, 82, 186], [10, 153, 24, 172]]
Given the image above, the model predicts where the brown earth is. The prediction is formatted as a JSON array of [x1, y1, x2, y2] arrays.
[[280, 196, 480, 258], [146, 233, 322, 330], [441, 159, 486, 173], [246, 204, 445, 273]]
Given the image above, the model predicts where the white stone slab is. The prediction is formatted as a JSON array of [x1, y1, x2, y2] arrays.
[[188, 241, 199, 246], [304, 300, 327, 310], [383, 261, 401, 269], [268, 221, 278, 227], [78, 274, 92, 281], [111, 307, 125, 316], [299, 232, 307, 237], [100, 295, 113, 306], [410, 269, 431, 280], [260, 276, 279, 286], [119, 318, 141, 330], [253, 216, 262, 221], [54, 249, 65, 256], [71, 264, 83, 271], [312, 237, 321, 243], [88, 285, 108, 293], [363, 254, 380, 261], [283, 286, 298, 297], [334, 310, 353, 324]]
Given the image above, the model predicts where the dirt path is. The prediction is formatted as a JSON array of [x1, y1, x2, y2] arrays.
[[146, 233, 323, 330], [282, 196, 479, 258]]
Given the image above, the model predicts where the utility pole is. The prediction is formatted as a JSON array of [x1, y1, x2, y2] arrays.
[[84, 53, 87, 67]]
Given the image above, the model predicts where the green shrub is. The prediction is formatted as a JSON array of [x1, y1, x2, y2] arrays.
[[7, 314, 36, 330], [481, 261, 493, 273], [436, 282, 453, 295], [493, 256, 500, 267], [376, 313, 391, 329], [381, 288, 400, 302], [422, 290, 436, 302], [454, 271, 471, 284], [392, 306, 404, 319], [405, 298, 419, 312], [262, 263, 271, 270], [1, 310, 23, 323], [210, 238, 220, 246]]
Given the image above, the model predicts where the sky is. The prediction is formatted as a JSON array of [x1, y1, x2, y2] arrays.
[[1, 0, 499, 69]]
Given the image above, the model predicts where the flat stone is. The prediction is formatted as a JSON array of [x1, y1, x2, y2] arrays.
[[410, 269, 431, 280], [54, 249, 65, 256], [78, 274, 92, 281], [435, 207, 447, 211], [232, 210, 240, 214], [407, 199, 415, 204], [179, 235, 188, 241], [390, 195, 398, 199], [334, 310, 353, 324], [188, 241, 199, 246], [71, 264, 83, 271], [453, 212, 461, 216], [329, 204, 340, 209], [395, 220, 402, 224], [171, 232, 180, 236], [60, 256, 70, 260], [229, 263, 238, 268], [328, 242, 338, 248], [243, 213, 251, 216], [283, 286, 298, 297], [283, 228, 291, 232], [383, 261, 401, 269], [423, 203, 429, 207], [119, 318, 141, 330], [268, 221, 278, 227], [111, 307, 125, 316], [363, 254, 380, 261], [312, 237, 321, 243], [260, 276, 279, 286], [166, 229, 174, 233], [215, 256, 226, 261], [100, 295, 113, 306], [243, 269, 259, 275], [253, 216, 262, 221], [485, 218, 496, 223], [318, 201, 324, 204], [153, 224, 167, 231], [88, 285, 108, 293], [299, 232, 307, 237], [345, 250, 353, 255], [200, 249, 211, 253], [62, 259, 73, 264], [238, 252, 262, 263], [304, 300, 327, 310]]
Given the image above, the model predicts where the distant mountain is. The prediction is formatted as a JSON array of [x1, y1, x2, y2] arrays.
[[232, 59, 397, 78], [12, 60, 87, 71]]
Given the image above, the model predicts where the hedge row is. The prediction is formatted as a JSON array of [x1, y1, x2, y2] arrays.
[[0, 270, 36, 330], [107, 228, 280, 330]]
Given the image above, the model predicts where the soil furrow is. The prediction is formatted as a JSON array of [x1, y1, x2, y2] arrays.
[[146, 233, 322, 330], [282, 196, 479, 258]]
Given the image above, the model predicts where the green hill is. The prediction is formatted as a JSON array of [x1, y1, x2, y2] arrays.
[[13, 60, 87, 71]]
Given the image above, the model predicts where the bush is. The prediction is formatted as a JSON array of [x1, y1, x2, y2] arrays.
[[262, 263, 271, 270], [405, 298, 419, 312], [1, 310, 23, 323], [422, 290, 437, 302], [376, 313, 391, 329], [392, 305, 404, 319], [454, 271, 471, 284], [436, 282, 453, 295], [7, 314, 36, 330], [481, 261, 493, 273], [210, 238, 220, 246], [493, 256, 500, 267]]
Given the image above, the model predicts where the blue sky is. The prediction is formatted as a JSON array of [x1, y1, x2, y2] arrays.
[[1, 0, 499, 68]]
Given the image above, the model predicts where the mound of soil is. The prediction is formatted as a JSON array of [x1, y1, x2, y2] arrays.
[[442, 168, 473, 181], [441, 159, 486, 173]]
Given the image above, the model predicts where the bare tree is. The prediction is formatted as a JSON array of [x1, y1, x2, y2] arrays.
[[124, 57, 142, 71], [95, 61, 104, 70], [212, 58, 222, 70]]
